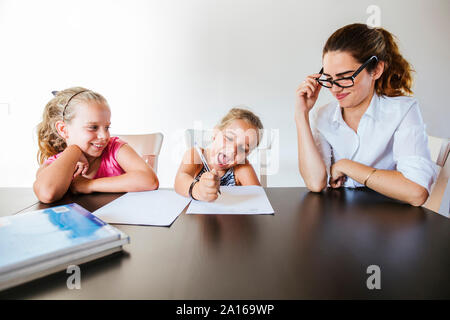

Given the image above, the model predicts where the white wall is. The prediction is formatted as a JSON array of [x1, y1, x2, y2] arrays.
[[0, 0, 448, 188]]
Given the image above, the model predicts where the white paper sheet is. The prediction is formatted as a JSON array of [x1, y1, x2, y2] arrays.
[[186, 186, 274, 215], [93, 190, 191, 226]]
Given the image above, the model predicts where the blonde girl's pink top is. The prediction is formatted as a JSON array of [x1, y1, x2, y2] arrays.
[[44, 137, 127, 178]]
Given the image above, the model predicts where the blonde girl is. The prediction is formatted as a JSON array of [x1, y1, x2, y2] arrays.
[[34, 87, 159, 203], [174, 108, 263, 202]]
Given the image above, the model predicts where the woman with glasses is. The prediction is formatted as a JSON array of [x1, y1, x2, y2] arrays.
[[295, 23, 437, 206]]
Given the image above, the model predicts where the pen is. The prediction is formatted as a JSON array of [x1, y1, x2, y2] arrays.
[[194, 143, 221, 195]]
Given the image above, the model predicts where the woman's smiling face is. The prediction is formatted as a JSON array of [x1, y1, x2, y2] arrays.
[[209, 119, 259, 171], [322, 51, 378, 109]]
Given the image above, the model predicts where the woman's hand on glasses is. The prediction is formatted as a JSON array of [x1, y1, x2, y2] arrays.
[[295, 73, 322, 117]]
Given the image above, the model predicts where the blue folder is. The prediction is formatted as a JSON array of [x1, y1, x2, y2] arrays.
[[0, 203, 129, 291]]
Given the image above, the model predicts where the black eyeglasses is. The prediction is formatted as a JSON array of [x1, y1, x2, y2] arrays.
[[315, 55, 378, 88]]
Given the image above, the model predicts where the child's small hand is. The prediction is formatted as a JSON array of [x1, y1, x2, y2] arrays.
[[73, 152, 89, 178], [70, 176, 93, 194], [194, 169, 220, 202]]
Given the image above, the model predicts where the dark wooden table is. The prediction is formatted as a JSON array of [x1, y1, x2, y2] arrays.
[[1, 187, 450, 299]]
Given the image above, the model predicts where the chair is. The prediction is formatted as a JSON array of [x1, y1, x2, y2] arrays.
[[184, 129, 274, 187], [423, 136, 450, 217], [116, 133, 164, 173], [427, 135, 446, 163]]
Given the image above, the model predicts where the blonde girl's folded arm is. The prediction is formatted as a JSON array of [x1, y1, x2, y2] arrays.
[[234, 162, 261, 186], [174, 148, 202, 197], [33, 145, 82, 203], [88, 144, 159, 193]]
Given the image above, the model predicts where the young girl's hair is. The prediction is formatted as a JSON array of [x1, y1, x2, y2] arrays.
[[217, 107, 264, 145], [36, 87, 108, 164], [323, 23, 413, 97]]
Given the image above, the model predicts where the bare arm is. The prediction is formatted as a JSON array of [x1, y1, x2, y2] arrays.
[[33, 145, 82, 203], [295, 74, 328, 192], [331, 159, 429, 206], [174, 148, 201, 197], [70, 144, 159, 194], [234, 162, 261, 186], [296, 112, 328, 192]]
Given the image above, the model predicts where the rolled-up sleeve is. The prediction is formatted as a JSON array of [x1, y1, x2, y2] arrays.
[[393, 101, 438, 194]]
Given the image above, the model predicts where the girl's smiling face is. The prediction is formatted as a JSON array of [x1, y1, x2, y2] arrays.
[[57, 101, 111, 160], [208, 119, 259, 171]]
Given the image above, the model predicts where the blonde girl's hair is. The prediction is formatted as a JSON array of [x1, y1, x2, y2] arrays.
[[36, 87, 109, 164], [323, 23, 414, 97], [216, 107, 264, 145]]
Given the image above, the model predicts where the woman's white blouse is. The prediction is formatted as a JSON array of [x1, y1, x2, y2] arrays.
[[310, 93, 438, 193]]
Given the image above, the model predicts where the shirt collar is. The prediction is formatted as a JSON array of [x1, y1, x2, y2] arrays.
[[332, 92, 380, 124], [363, 93, 380, 121], [332, 104, 345, 125]]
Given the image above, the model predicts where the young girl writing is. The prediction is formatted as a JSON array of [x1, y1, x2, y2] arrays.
[[34, 87, 159, 203], [174, 108, 264, 202], [295, 23, 437, 206]]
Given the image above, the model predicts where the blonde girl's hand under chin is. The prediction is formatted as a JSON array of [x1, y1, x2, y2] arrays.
[[73, 151, 89, 178], [295, 73, 322, 117]]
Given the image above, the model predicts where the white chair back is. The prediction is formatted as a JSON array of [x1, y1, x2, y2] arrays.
[[424, 136, 450, 217], [116, 133, 164, 173]]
